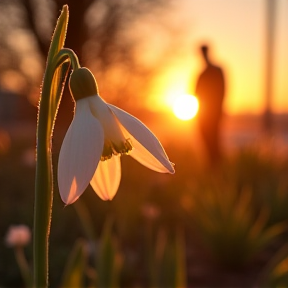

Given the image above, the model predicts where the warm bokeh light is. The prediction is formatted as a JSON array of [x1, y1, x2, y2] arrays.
[[173, 94, 199, 121], [144, 1, 288, 115]]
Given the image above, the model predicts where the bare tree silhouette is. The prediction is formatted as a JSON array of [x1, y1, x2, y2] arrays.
[[0, 0, 175, 127], [264, 0, 276, 132]]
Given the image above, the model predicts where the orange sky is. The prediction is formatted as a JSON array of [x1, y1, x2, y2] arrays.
[[2, 0, 287, 117], [146, 0, 288, 116]]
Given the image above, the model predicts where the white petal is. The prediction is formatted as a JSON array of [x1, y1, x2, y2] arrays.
[[108, 104, 175, 174], [58, 99, 104, 204], [90, 156, 121, 200], [88, 96, 126, 145]]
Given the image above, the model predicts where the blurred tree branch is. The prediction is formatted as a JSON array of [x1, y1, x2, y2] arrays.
[[15, 0, 169, 68], [20, 0, 50, 57], [0, 0, 185, 120]]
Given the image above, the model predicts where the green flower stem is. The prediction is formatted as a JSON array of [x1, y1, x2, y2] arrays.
[[34, 48, 80, 287], [34, 50, 80, 287], [34, 67, 55, 288], [33, 7, 67, 288], [33, 6, 82, 287], [14, 246, 32, 288], [34, 45, 80, 288]]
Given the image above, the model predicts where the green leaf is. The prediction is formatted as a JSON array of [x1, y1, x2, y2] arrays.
[[74, 199, 96, 242], [97, 219, 122, 288], [60, 239, 87, 288], [174, 229, 187, 288], [47, 5, 69, 64], [159, 235, 177, 287], [39, 5, 70, 138], [46, 5, 70, 130], [157, 230, 187, 288]]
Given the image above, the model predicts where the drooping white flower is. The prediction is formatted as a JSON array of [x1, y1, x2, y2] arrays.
[[58, 67, 174, 204]]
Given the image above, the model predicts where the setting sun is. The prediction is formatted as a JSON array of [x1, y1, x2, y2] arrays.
[[173, 94, 199, 121]]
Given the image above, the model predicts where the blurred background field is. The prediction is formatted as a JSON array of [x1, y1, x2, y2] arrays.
[[1, 0, 288, 287], [2, 113, 288, 287]]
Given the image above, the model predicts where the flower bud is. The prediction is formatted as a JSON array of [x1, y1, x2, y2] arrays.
[[5, 225, 31, 247], [69, 67, 99, 101]]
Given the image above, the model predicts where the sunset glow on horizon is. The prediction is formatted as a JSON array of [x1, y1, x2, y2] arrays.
[[143, 0, 288, 116], [1, 0, 287, 117]]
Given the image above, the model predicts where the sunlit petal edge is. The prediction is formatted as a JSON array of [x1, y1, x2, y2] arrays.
[[108, 104, 175, 174]]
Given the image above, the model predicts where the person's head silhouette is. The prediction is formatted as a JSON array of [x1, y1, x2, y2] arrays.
[[200, 45, 210, 65]]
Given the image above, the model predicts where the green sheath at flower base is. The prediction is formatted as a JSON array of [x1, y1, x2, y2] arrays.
[[69, 67, 99, 101]]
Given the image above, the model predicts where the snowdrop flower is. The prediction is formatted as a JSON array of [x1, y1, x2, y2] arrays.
[[5, 225, 31, 247], [58, 67, 174, 204]]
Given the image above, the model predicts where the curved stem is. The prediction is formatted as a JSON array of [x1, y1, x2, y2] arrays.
[[53, 48, 80, 71], [15, 247, 32, 288], [33, 6, 70, 288], [34, 48, 80, 288]]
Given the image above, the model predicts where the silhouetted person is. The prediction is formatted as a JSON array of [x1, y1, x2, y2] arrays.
[[195, 45, 225, 165]]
